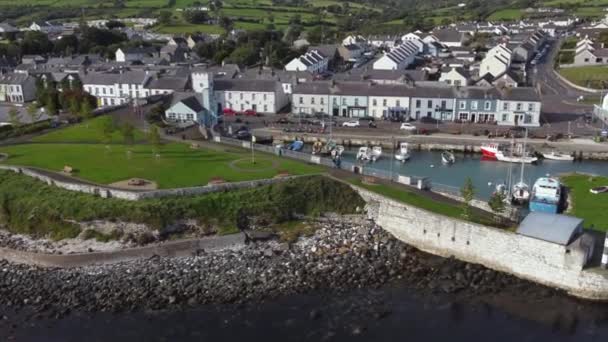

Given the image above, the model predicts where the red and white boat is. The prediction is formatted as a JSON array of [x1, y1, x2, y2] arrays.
[[481, 143, 500, 158], [495, 150, 538, 164]]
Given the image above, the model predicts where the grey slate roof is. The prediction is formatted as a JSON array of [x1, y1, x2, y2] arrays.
[[82, 70, 150, 85], [214, 79, 276, 92], [179, 95, 204, 112], [0, 73, 31, 85], [147, 76, 189, 90], [517, 212, 583, 245], [500, 87, 540, 102]]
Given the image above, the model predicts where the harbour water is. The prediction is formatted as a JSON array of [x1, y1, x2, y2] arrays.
[[3, 285, 608, 342], [340, 149, 608, 199]]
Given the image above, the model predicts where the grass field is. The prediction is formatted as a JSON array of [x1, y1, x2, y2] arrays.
[[487, 8, 523, 21], [559, 66, 608, 89], [348, 178, 499, 227], [562, 174, 608, 232], [0, 117, 322, 188]]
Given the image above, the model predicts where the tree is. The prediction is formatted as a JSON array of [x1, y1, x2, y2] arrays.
[[80, 100, 94, 123], [105, 20, 126, 30], [69, 98, 80, 118], [219, 16, 234, 33], [183, 10, 209, 24], [460, 177, 475, 220], [26, 103, 41, 124], [147, 124, 162, 156], [159, 10, 173, 25], [45, 94, 59, 116], [488, 191, 507, 223], [100, 117, 115, 148], [7, 107, 21, 132], [226, 45, 259, 66], [121, 122, 135, 146]]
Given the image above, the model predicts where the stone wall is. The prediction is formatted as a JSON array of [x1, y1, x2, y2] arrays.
[[353, 186, 608, 300], [0, 165, 301, 201]]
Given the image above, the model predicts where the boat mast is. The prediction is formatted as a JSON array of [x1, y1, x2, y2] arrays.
[[519, 128, 528, 184]]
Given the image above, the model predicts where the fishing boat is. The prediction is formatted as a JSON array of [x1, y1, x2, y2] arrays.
[[356, 146, 372, 161], [394, 142, 410, 162], [542, 151, 574, 161], [495, 151, 538, 164], [371, 146, 382, 162], [288, 140, 304, 151], [311, 141, 323, 154], [441, 151, 455, 164], [529, 177, 562, 214], [482, 142, 538, 164], [481, 143, 501, 158]]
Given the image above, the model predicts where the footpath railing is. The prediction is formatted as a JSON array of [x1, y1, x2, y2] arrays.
[[214, 135, 470, 196]]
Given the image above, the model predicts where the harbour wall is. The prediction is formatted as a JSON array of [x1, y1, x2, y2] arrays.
[[0, 165, 302, 201], [353, 186, 608, 300]]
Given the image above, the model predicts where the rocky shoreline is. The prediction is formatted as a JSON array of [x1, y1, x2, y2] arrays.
[[0, 215, 562, 319]]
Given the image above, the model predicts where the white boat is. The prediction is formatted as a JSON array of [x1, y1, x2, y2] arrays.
[[371, 146, 382, 162], [335, 145, 345, 156], [529, 177, 562, 213], [590, 186, 608, 194], [356, 146, 372, 161], [512, 181, 531, 203], [542, 151, 574, 161], [495, 151, 538, 164], [441, 151, 455, 164], [394, 142, 411, 162]]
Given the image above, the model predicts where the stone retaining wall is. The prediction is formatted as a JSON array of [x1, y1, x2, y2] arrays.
[[0, 165, 303, 201], [0, 233, 246, 268], [352, 185, 608, 300]]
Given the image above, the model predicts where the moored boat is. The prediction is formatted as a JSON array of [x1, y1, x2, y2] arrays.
[[495, 151, 538, 164], [512, 181, 531, 204], [394, 142, 410, 162], [481, 143, 500, 158], [542, 151, 574, 161], [590, 186, 608, 194], [288, 140, 304, 151], [357, 146, 371, 161], [441, 151, 455, 164], [529, 177, 562, 214], [371, 146, 382, 162]]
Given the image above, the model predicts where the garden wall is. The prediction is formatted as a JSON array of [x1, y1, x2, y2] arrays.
[[0, 165, 301, 201], [353, 186, 608, 300]]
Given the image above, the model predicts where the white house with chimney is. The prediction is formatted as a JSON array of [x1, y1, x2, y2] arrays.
[[373, 41, 419, 70], [284, 50, 329, 74], [479, 44, 512, 78]]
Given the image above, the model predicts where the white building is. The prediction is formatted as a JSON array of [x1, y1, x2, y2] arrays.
[[479, 44, 512, 78], [28, 21, 63, 34], [373, 41, 419, 70], [115, 47, 158, 63], [401, 33, 425, 53], [284, 50, 329, 74], [0, 73, 37, 103], [165, 94, 206, 123], [439, 67, 471, 86], [496, 87, 541, 127], [83, 70, 154, 107], [213, 79, 288, 114]]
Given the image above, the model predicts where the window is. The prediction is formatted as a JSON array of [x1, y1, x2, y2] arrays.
[[396, 100, 401, 107], [311, 97, 315, 104], [597, 58, 603, 63], [109, 88, 113, 95], [459, 101, 466, 109], [502, 102, 508, 110], [383, 99, 387, 106], [252, 93, 256, 100], [240, 104, 244, 110], [333, 98, 338, 105], [471, 101, 478, 110], [524, 114, 532, 123], [584, 58, 589, 62], [263, 94, 267, 100], [446, 80, 452, 85], [228, 93, 232, 99], [502, 114, 509, 122], [299, 97, 303, 104], [264, 105, 268, 112], [373, 99, 377, 106], [516, 103, 522, 111], [484, 101, 491, 110], [427, 111, 432, 117], [240, 93, 243, 100], [427, 100, 432, 108], [320, 97, 324, 105], [355, 98, 359, 106], [459, 113, 469, 120], [528, 103, 535, 111], [342, 98, 346, 105], [454, 80, 461, 86], [187, 114, 194, 120], [415, 100, 421, 108], [441, 100, 446, 108], [102, 88, 106, 95]]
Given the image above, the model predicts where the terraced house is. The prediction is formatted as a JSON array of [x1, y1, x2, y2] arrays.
[[0, 73, 36, 103]]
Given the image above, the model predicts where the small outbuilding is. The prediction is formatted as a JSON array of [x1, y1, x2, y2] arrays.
[[517, 212, 583, 245]]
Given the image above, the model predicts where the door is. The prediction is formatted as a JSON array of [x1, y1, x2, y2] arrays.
[[470, 113, 476, 122], [342, 108, 347, 117], [252, 104, 257, 111], [217, 103, 222, 114], [333, 108, 339, 116], [514, 115, 519, 125]]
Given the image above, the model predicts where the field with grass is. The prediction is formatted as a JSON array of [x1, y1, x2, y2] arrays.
[[347, 178, 500, 227], [487, 8, 523, 21], [558, 66, 608, 89], [0, 117, 322, 189], [561, 174, 608, 232]]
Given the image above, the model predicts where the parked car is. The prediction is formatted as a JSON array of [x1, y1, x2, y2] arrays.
[[223, 108, 237, 116], [420, 116, 440, 124], [274, 117, 291, 124], [243, 109, 257, 116], [400, 123, 417, 131], [342, 120, 360, 127]]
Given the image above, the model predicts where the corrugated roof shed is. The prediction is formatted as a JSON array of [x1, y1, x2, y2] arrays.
[[517, 212, 583, 245]]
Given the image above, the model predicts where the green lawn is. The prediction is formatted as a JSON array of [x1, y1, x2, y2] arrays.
[[562, 174, 608, 232], [32, 116, 146, 144], [559, 66, 608, 89], [348, 178, 499, 227], [2, 117, 322, 188]]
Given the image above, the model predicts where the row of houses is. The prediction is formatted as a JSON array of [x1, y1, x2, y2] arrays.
[[291, 81, 541, 126]]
